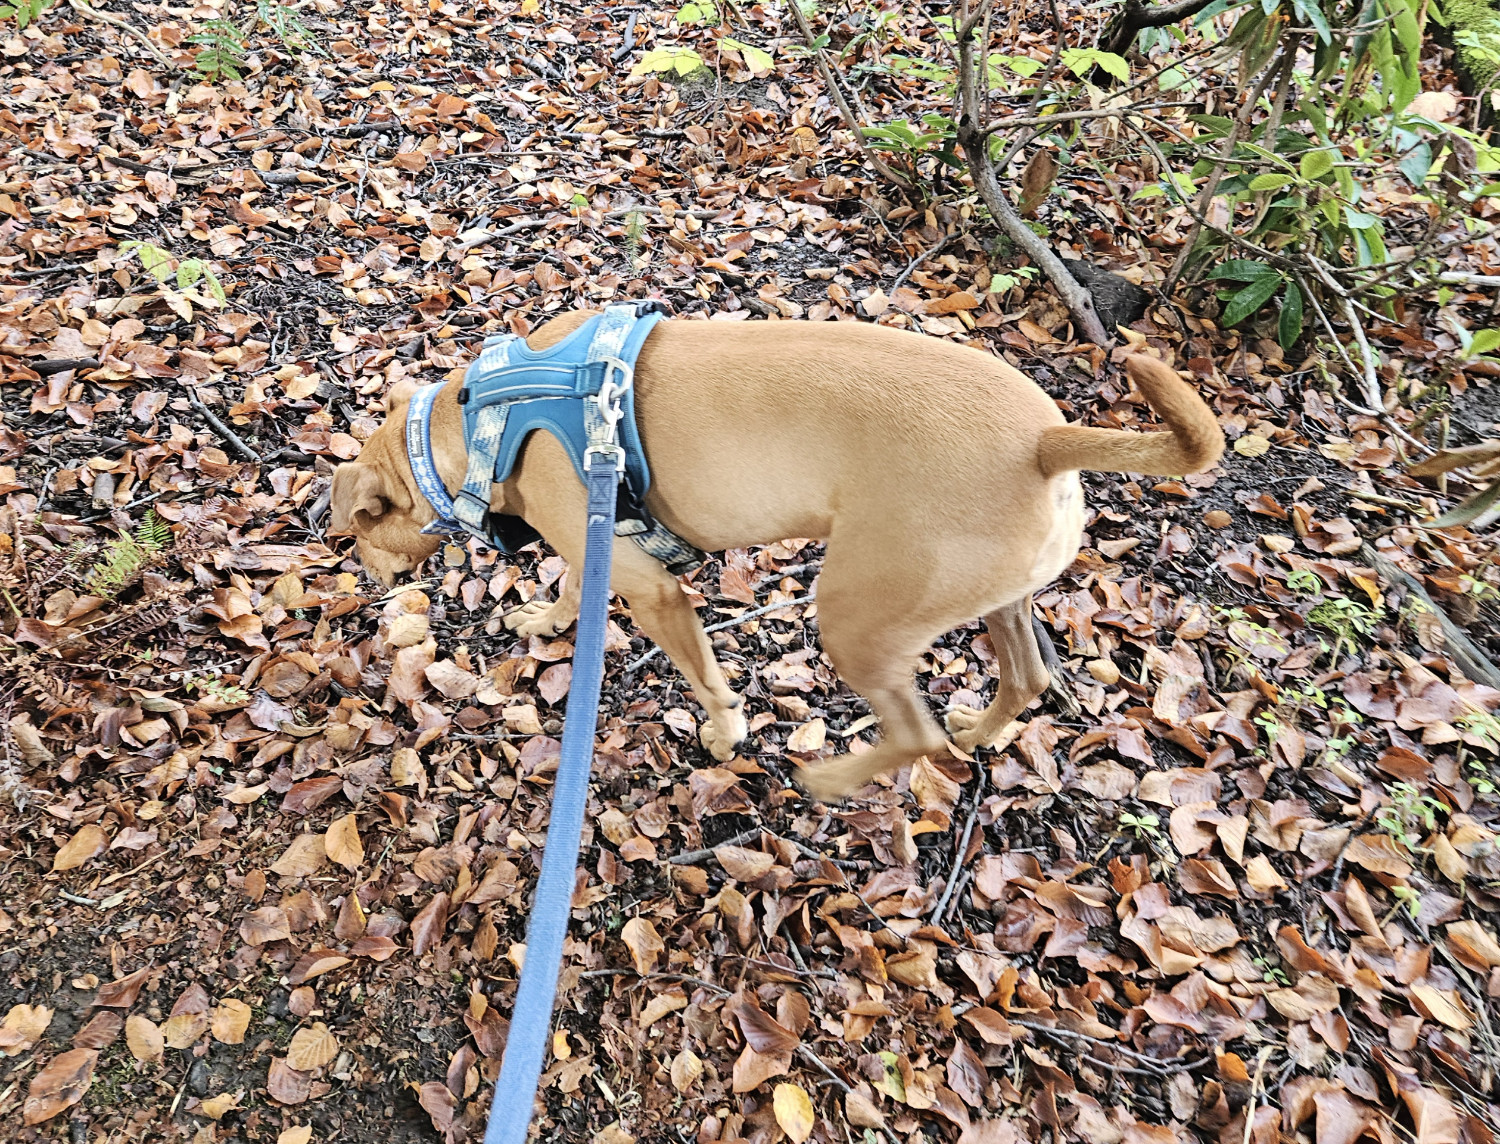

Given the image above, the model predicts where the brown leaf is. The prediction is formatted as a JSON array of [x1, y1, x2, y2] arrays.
[[240, 906, 292, 946], [714, 844, 775, 882], [411, 891, 451, 957], [324, 813, 364, 871], [418, 1080, 456, 1132], [621, 917, 664, 975], [95, 965, 151, 1008], [1267, 974, 1341, 1020], [464, 1004, 510, 1057], [211, 999, 252, 1045], [71, 1010, 122, 1050], [52, 824, 108, 871], [270, 834, 327, 877], [1410, 984, 1473, 1031], [1177, 858, 1239, 897], [1017, 148, 1059, 217], [266, 1057, 313, 1105], [287, 948, 351, 984], [731, 1043, 791, 1093], [670, 1048, 704, 1093], [1400, 1085, 1459, 1144], [125, 1015, 164, 1064], [0, 1004, 54, 1056], [23, 1048, 97, 1125], [736, 1001, 799, 1054], [287, 1022, 338, 1070], [280, 775, 344, 815]]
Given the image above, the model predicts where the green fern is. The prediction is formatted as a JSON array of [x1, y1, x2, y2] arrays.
[[189, 18, 248, 82], [86, 513, 171, 598]]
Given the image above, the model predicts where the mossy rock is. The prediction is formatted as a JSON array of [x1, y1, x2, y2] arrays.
[[1437, 0, 1500, 124]]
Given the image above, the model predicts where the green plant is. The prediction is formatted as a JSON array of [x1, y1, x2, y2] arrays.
[[623, 210, 646, 269], [1375, 781, 1445, 851], [1389, 884, 1422, 921], [188, 17, 248, 82], [675, 0, 716, 25], [861, 115, 963, 174], [1252, 956, 1290, 986], [0, 0, 51, 28], [87, 513, 171, 598], [185, 677, 251, 705], [1459, 710, 1500, 754], [629, 45, 706, 78], [1119, 810, 1163, 842], [1306, 597, 1377, 660], [119, 240, 227, 319], [1464, 757, 1496, 796], [257, 0, 326, 56]]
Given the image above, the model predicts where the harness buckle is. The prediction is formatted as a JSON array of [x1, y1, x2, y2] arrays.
[[584, 443, 626, 473], [594, 356, 632, 444]]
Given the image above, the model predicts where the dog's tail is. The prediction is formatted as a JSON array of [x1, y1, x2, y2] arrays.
[[1037, 353, 1224, 478]]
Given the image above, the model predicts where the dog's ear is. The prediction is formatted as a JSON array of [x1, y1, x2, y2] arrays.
[[383, 378, 420, 415], [329, 462, 387, 534]]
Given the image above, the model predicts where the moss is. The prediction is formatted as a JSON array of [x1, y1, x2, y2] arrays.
[[1443, 0, 1500, 109]]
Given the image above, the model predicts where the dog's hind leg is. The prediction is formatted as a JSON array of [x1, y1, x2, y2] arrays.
[[943, 597, 1051, 753], [796, 553, 953, 801]]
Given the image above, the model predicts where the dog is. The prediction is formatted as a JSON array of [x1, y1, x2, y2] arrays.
[[330, 311, 1223, 798]]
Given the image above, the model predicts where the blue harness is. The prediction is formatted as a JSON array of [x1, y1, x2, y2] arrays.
[[404, 302, 704, 574]]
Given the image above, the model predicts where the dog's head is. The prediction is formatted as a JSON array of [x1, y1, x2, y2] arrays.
[[328, 379, 443, 586]]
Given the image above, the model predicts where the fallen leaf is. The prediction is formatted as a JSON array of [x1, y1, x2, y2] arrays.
[[0, 1004, 54, 1056], [211, 999, 252, 1044], [52, 824, 108, 871], [125, 1015, 164, 1064], [621, 917, 664, 975], [324, 813, 364, 871], [287, 1022, 339, 1070], [23, 1048, 97, 1125], [773, 1082, 816, 1143]]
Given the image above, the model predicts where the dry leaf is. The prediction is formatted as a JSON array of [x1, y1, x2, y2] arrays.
[[324, 813, 364, 871], [277, 1128, 314, 1144], [211, 999, 252, 1044], [23, 1048, 97, 1125], [287, 1022, 339, 1070], [199, 1091, 242, 1119], [621, 917, 663, 975], [773, 1083, 816, 1143], [52, 824, 108, 871], [0, 1004, 54, 1056], [125, 1015, 164, 1064], [270, 834, 327, 877], [670, 1048, 703, 1093]]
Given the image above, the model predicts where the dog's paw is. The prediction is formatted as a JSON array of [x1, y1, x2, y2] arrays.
[[945, 705, 1022, 754], [699, 705, 748, 763], [795, 757, 867, 803], [504, 599, 574, 638]]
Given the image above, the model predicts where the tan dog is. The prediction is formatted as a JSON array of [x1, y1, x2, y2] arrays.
[[330, 312, 1222, 798]]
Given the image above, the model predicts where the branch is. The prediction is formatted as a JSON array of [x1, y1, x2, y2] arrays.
[[1162, 50, 1283, 297], [789, 2, 914, 192], [953, 1, 1110, 344], [67, 0, 177, 71], [1362, 544, 1500, 689], [1101, 0, 1221, 56]]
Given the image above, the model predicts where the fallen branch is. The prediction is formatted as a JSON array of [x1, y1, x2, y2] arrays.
[[888, 235, 948, 294], [788, 1, 915, 192], [1362, 543, 1500, 689], [1101, 0, 1220, 56], [187, 391, 260, 463], [626, 592, 816, 671], [667, 827, 762, 866], [67, 0, 176, 71]]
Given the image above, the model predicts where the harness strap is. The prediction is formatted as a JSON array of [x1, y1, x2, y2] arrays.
[[483, 414, 622, 1144], [407, 382, 464, 536]]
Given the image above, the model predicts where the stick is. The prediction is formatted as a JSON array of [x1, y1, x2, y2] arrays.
[[788, 1, 914, 191], [794, 1045, 904, 1144], [667, 827, 762, 866], [889, 235, 948, 295], [931, 766, 986, 920], [1362, 543, 1500, 689], [67, 0, 176, 70], [186, 391, 260, 462], [1162, 51, 1282, 298]]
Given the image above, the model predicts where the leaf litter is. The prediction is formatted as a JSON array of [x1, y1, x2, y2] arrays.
[[0, 0, 1497, 1142]]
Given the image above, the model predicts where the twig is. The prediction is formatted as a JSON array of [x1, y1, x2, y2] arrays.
[[626, 592, 815, 671], [67, 0, 177, 70], [794, 1045, 903, 1144], [1362, 544, 1500, 688], [667, 827, 762, 866], [930, 765, 986, 920], [788, 1, 914, 191], [1241, 1047, 1274, 1144], [1306, 254, 1383, 410], [1162, 50, 1282, 298], [889, 235, 948, 295], [186, 391, 260, 462], [1008, 1018, 1205, 1071]]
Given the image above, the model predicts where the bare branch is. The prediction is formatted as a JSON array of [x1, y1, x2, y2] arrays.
[[788, 2, 915, 192]]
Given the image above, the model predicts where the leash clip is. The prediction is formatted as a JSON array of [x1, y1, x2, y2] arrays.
[[584, 443, 626, 473], [594, 356, 632, 443]]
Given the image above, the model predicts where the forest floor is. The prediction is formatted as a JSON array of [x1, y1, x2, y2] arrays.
[[1, 2, 1499, 1144]]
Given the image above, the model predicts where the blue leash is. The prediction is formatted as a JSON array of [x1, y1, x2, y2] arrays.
[[483, 384, 626, 1142]]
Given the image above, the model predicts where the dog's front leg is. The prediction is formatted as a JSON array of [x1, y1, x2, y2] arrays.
[[504, 575, 581, 638]]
